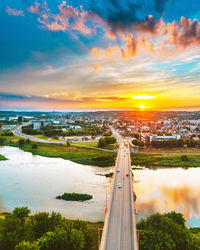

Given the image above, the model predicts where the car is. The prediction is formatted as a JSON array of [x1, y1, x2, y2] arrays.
[[117, 168, 120, 172], [118, 183, 122, 188]]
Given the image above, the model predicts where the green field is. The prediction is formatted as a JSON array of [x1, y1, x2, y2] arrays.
[[131, 153, 200, 167], [71, 141, 118, 150], [71, 141, 98, 147], [1, 135, 116, 167]]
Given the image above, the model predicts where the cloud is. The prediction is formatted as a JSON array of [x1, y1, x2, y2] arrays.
[[167, 17, 200, 47], [92, 64, 101, 70], [89, 0, 170, 34], [133, 95, 155, 100], [28, 1, 102, 34], [6, 7, 24, 16]]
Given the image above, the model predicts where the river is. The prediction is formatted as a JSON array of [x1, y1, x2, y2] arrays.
[[0, 146, 113, 222], [1, 146, 200, 226], [134, 167, 200, 227]]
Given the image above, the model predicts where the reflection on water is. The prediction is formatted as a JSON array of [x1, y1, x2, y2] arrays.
[[134, 167, 200, 227], [0, 146, 112, 222]]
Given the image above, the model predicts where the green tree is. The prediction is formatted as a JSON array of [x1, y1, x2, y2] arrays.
[[181, 155, 189, 161], [139, 230, 175, 250], [138, 140, 145, 148], [18, 139, 25, 146], [98, 137, 107, 148], [32, 143, 38, 149], [26, 139, 30, 144], [132, 139, 139, 146], [30, 212, 63, 239], [0, 215, 24, 250], [164, 211, 185, 226], [15, 241, 40, 250], [13, 207, 31, 222]]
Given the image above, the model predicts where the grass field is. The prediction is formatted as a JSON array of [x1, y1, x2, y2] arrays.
[[71, 141, 98, 147], [71, 141, 118, 150], [131, 153, 200, 167], [1, 135, 117, 167], [140, 147, 200, 154]]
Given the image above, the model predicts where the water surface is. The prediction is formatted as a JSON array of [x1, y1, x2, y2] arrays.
[[0, 146, 112, 222], [134, 167, 200, 227]]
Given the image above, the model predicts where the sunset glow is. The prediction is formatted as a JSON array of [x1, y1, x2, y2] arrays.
[[139, 105, 146, 110], [1, 0, 200, 111], [133, 95, 155, 100]]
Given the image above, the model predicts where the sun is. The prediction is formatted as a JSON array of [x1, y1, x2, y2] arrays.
[[139, 105, 145, 109]]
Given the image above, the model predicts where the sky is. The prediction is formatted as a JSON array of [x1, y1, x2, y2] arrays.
[[1, 0, 200, 111]]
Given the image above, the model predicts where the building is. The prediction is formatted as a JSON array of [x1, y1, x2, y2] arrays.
[[150, 135, 181, 142], [5, 116, 11, 121], [33, 121, 41, 130], [18, 116, 23, 122]]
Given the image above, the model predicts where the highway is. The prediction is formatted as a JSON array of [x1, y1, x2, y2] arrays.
[[100, 128, 137, 250], [13, 124, 62, 144]]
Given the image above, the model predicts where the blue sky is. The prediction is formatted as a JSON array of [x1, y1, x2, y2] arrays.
[[1, 0, 200, 110]]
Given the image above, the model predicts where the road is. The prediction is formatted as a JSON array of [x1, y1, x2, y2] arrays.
[[13, 124, 62, 144], [100, 128, 137, 250]]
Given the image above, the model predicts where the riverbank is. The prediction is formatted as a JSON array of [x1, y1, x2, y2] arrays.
[[140, 147, 200, 154], [131, 153, 200, 167], [1, 136, 116, 166]]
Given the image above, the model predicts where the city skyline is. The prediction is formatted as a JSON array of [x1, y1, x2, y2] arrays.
[[1, 0, 200, 111]]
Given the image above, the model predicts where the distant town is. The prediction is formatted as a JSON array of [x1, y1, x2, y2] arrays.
[[1, 111, 200, 148]]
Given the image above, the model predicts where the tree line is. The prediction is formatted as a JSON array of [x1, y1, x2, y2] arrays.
[[138, 211, 200, 250], [0, 207, 92, 250], [98, 136, 117, 148]]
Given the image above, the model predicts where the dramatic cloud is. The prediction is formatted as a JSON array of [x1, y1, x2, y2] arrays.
[[6, 7, 24, 16], [88, 0, 170, 34], [167, 17, 200, 47]]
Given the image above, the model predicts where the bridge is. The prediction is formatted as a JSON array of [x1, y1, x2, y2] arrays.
[[100, 128, 138, 250]]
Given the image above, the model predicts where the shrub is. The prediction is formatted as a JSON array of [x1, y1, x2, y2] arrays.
[[32, 143, 38, 149], [18, 139, 25, 146], [181, 155, 189, 161]]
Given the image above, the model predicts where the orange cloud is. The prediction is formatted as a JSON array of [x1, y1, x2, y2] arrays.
[[92, 64, 101, 71]]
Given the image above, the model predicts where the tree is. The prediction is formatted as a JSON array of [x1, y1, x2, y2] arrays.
[[138, 140, 145, 148], [13, 207, 31, 221], [0, 215, 24, 250], [15, 241, 40, 250], [0, 137, 6, 145], [18, 139, 25, 146], [30, 212, 63, 239], [98, 138, 107, 148], [164, 211, 185, 226], [132, 139, 139, 146], [104, 136, 116, 144], [139, 230, 175, 250], [26, 139, 30, 144], [32, 143, 38, 149], [181, 155, 189, 161], [133, 133, 139, 139], [138, 212, 192, 250]]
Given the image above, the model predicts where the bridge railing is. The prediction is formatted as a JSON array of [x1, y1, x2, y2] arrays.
[[128, 143, 138, 250], [99, 147, 121, 250]]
